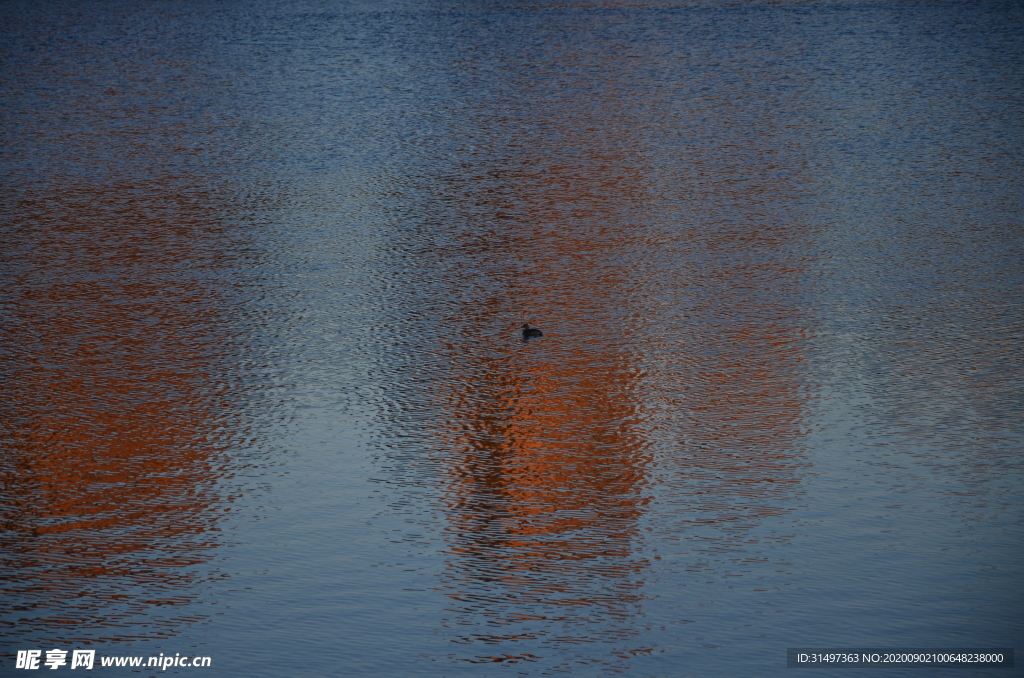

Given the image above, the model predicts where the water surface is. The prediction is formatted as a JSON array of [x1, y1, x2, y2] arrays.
[[2, 1, 1022, 676]]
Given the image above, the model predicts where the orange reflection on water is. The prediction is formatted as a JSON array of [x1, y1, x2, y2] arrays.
[[423, 117, 655, 670], [419, 23, 813, 667], [641, 44, 814, 548], [434, 327, 650, 660], [1, 179, 244, 643]]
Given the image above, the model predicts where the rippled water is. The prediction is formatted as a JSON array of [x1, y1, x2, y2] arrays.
[[2, 1, 1022, 676]]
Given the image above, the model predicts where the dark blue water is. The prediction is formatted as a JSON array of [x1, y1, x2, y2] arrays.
[[2, 1, 1022, 676]]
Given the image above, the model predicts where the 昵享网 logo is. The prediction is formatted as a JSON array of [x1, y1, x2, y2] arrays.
[[16, 649, 93, 669]]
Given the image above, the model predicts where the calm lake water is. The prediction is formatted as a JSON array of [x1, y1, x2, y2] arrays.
[[2, 0, 1022, 676]]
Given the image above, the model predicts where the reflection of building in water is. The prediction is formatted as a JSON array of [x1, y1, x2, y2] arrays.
[[640, 48, 813, 547], [415, 86, 656, 671], [435, 326, 649, 649], [406, 19, 813, 667], [0, 179, 246, 644], [651, 310, 808, 540]]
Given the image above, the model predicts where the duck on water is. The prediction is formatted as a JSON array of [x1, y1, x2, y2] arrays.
[[521, 323, 543, 339]]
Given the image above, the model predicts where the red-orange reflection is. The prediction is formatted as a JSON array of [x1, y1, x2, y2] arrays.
[[1, 179, 245, 644], [641, 43, 813, 552], [423, 83, 656, 672], [433, 297, 650, 659], [421, 18, 812, 666]]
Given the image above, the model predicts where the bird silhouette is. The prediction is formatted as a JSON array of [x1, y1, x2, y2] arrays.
[[521, 323, 543, 338]]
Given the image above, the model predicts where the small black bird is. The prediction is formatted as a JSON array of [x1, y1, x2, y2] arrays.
[[521, 323, 543, 338]]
